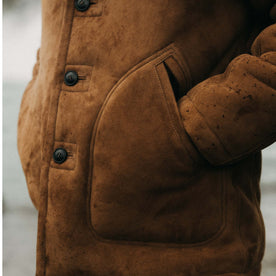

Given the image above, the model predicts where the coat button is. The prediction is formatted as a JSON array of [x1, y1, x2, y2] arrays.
[[53, 148, 68, 164], [64, 71, 78, 86], [75, 0, 90, 12]]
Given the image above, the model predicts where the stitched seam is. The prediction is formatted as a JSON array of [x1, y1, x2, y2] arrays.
[[154, 61, 200, 165], [87, 45, 227, 248], [236, 183, 266, 273], [248, 155, 266, 270], [154, 51, 197, 165], [88, 170, 227, 248], [236, 186, 249, 273], [154, 60, 188, 148], [87, 45, 176, 242], [170, 45, 193, 90], [255, 207, 266, 266], [163, 46, 192, 92], [42, 3, 75, 276]]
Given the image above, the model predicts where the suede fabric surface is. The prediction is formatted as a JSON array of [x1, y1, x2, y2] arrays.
[[17, 1, 276, 275]]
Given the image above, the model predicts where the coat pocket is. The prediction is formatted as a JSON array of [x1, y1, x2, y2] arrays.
[[89, 45, 226, 244]]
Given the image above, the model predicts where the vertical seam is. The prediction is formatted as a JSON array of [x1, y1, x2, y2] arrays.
[[42, 3, 75, 276], [236, 185, 250, 274]]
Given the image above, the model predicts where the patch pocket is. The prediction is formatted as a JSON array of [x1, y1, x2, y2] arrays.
[[89, 45, 226, 244]]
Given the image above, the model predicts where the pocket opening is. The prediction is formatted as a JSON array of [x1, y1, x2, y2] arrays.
[[163, 55, 189, 101], [89, 47, 227, 245]]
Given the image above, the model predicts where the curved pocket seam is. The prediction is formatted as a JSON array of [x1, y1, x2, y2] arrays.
[[87, 45, 227, 247], [87, 44, 177, 244], [87, 167, 228, 248]]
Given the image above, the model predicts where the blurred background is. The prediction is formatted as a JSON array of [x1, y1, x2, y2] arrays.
[[2, 0, 276, 275]]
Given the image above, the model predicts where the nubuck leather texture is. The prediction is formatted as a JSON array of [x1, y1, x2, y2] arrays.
[[17, 0, 276, 275]]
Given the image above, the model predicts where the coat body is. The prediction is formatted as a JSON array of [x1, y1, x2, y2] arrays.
[[17, 0, 276, 275]]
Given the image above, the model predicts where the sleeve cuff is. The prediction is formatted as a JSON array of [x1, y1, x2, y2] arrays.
[[178, 97, 233, 166]]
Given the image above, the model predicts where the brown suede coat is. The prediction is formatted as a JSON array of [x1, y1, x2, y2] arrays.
[[17, 0, 276, 275]]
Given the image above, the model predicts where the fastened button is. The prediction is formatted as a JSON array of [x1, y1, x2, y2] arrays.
[[75, 0, 90, 12], [64, 71, 78, 86], [53, 148, 68, 164]]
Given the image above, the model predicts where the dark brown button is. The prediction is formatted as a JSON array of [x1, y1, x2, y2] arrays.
[[64, 71, 78, 86], [75, 0, 90, 12], [53, 148, 68, 164]]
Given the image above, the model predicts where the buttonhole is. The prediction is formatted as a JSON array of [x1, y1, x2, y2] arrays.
[[78, 75, 87, 80], [67, 151, 74, 157]]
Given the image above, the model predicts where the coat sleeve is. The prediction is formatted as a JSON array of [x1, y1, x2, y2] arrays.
[[178, 23, 276, 166]]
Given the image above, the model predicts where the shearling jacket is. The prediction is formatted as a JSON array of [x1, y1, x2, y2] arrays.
[[17, 0, 276, 275]]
